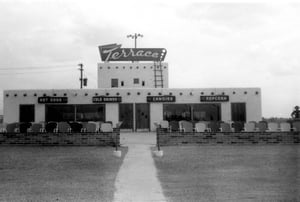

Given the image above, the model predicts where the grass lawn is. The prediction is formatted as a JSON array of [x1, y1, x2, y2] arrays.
[[0, 146, 127, 202], [153, 145, 300, 202]]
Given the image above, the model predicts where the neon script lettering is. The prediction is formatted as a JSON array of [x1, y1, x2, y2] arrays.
[[98, 44, 167, 62]]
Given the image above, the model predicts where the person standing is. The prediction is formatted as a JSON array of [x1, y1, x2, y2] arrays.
[[291, 106, 300, 120]]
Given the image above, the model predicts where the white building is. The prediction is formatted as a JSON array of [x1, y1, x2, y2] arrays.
[[3, 44, 262, 131]]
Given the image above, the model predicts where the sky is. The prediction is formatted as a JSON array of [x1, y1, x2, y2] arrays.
[[0, 0, 299, 118]]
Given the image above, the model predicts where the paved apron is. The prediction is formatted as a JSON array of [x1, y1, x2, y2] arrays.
[[113, 132, 166, 202]]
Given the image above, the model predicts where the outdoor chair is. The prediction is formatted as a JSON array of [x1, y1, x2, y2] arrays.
[[279, 122, 291, 132], [169, 121, 179, 132], [179, 120, 194, 132], [30, 123, 45, 133], [154, 120, 170, 132], [69, 122, 82, 133], [100, 122, 113, 132], [88, 121, 101, 132], [55, 122, 71, 133], [19, 122, 32, 133], [0, 123, 7, 133], [267, 122, 279, 132], [80, 122, 88, 132], [194, 122, 208, 132], [116, 121, 123, 128], [243, 122, 256, 132], [232, 121, 244, 132], [220, 122, 232, 132], [45, 122, 57, 133], [6, 122, 20, 133], [256, 121, 268, 132], [207, 122, 220, 132], [292, 121, 300, 131], [85, 122, 97, 132], [160, 120, 169, 128]]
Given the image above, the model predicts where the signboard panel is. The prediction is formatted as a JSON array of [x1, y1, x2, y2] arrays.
[[200, 95, 229, 102], [98, 44, 167, 62], [38, 97, 68, 104], [147, 96, 176, 102], [92, 96, 122, 103]]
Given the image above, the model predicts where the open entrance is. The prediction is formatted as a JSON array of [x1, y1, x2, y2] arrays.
[[119, 103, 134, 131], [119, 103, 150, 131], [135, 103, 150, 131]]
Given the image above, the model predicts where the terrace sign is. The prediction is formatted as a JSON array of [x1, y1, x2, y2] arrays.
[[98, 44, 167, 62]]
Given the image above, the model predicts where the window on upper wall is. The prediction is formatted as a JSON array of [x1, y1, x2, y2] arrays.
[[19, 105, 35, 122], [133, 78, 139, 84], [111, 78, 118, 88], [121, 81, 124, 86], [142, 81, 145, 86]]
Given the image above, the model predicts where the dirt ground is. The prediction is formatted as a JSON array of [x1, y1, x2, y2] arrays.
[[0, 146, 127, 202], [154, 145, 300, 202]]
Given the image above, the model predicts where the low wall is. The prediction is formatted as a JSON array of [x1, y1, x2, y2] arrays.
[[157, 129, 300, 146], [0, 132, 120, 146]]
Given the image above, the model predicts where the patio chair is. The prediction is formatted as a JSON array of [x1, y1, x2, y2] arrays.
[[169, 121, 179, 132], [279, 122, 291, 132], [220, 122, 232, 132], [69, 122, 82, 133], [208, 121, 220, 132], [30, 123, 45, 133], [160, 120, 169, 129], [232, 121, 244, 132], [100, 122, 113, 132], [116, 121, 123, 128], [19, 122, 32, 133], [292, 121, 300, 131], [179, 120, 194, 132], [194, 122, 208, 132], [45, 122, 57, 133], [88, 121, 101, 132], [256, 121, 268, 132], [80, 122, 88, 132], [6, 122, 20, 133], [55, 122, 71, 133], [267, 122, 279, 132], [85, 122, 97, 132], [0, 123, 7, 133], [243, 122, 256, 132]]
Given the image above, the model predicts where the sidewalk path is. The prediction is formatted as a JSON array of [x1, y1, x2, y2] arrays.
[[113, 132, 166, 202]]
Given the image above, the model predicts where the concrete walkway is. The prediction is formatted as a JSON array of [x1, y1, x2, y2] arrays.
[[113, 132, 166, 202]]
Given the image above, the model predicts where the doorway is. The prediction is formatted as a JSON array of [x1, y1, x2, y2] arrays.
[[135, 103, 150, 131], [119, 103, 134, 131]]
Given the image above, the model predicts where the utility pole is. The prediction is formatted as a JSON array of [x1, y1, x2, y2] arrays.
[[127, 33, 143, 48], [78, 63, 83, 89]]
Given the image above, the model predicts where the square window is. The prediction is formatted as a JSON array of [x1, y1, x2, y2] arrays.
[[133, 78, 139, 84], [111, 78, 118, 88]]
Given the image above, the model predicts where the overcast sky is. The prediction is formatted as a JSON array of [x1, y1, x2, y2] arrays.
[[0, 0, 299, 118]]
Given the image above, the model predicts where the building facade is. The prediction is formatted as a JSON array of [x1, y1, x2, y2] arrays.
[[3, 44, 262, 131]]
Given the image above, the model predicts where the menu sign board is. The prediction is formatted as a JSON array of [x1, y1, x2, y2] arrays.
[[147, 96, 176, 102], [92, 96, 122, 103], [38, 97, 68, 104], [200, 95, 229, 102], [98, 44, 167, 62]]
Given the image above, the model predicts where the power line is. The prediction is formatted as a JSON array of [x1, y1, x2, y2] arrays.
[[0, 64, 77, 70], [0, 69, 75, 77]]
